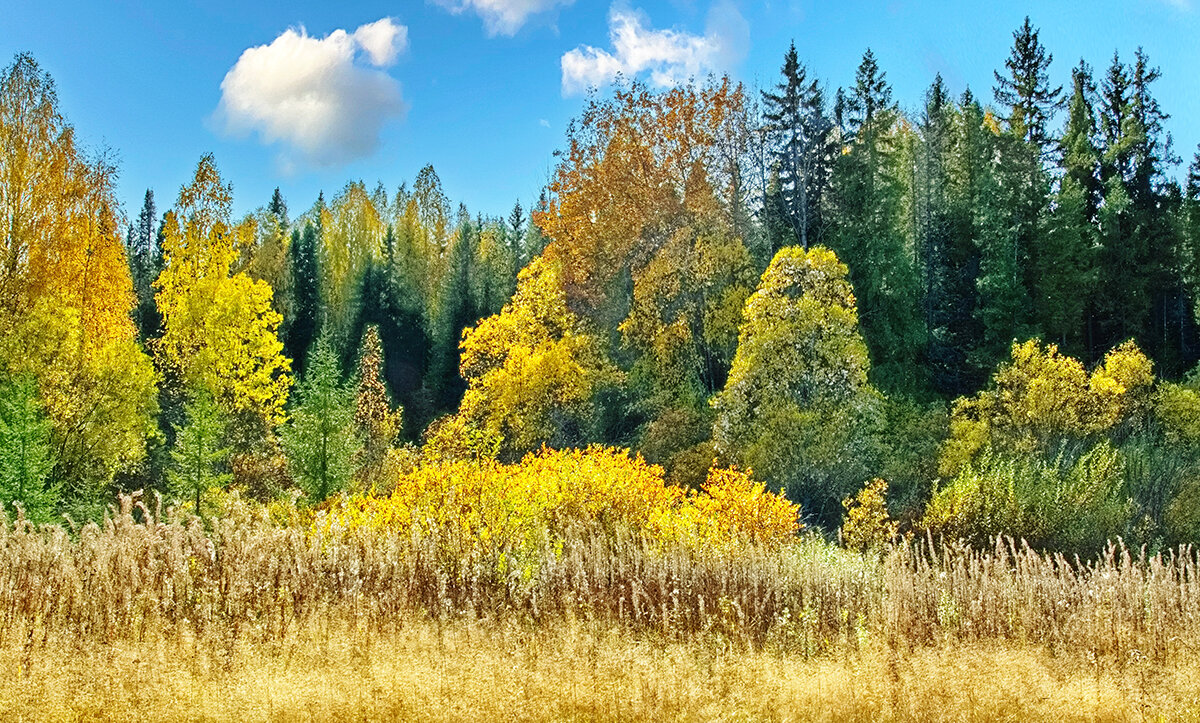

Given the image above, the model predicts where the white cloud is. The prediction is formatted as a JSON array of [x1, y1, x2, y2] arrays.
[[215, 18, 409, 168], [435, 0, 572, 36], [561, 2, 748, 96]]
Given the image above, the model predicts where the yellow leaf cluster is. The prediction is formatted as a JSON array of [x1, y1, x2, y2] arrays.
[[450, 257, 620, 459], [155, 155, 292, 425], [318, 446, 799, 559], [940, 340, 1155, 475], [0, 55, 157, 487]]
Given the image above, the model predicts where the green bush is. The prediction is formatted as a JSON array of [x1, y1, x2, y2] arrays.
[[923, 443, 1131, 554]]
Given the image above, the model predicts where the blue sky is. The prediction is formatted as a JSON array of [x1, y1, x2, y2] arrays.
[[2, 0, 1197, 223]]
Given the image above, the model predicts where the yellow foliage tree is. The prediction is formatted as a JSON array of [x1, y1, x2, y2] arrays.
[[0, 54, 157, 490], [321, 182, 385, 345], [436, 257, 621, 461], [155, 155, 291, 427], [940, 340, 1155, 476]]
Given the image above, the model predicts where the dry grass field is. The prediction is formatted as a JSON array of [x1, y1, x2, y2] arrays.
[[5, 624, 1200, 721], [3, 497, 1200, 721]]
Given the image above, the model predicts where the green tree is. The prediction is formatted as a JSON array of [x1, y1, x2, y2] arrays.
[[168, 388, 231, 516], [126, 189, 162, 343], [713, 246, 882, 524], [1037, 61, 1099, 357], [284, 221, 322, 375], [827, 49, 923, 393], [761, 41, 833, 251], [0, 375, 57, 523], [282, 337, 360, 502]]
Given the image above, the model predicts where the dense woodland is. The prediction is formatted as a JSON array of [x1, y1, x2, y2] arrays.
[[5, 18, 1200, 555]]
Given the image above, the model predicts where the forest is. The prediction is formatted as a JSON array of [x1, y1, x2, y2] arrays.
[[5, 18, 1200, 554], [6, 15, 1200, 719]]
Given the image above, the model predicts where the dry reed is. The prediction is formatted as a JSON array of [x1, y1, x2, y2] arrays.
[[3, 494, 1200, 719]]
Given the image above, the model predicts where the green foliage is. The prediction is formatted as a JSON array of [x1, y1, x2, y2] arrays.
[[714, 246, 883, 522], [827, 50, 924, 393], [0, 375, 57, 524], [923, 444, 1130, 554], [282, 337, 360, 502], [169, 388, 231, 516]]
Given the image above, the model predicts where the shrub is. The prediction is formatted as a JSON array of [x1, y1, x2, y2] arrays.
[[318, 446, 800, 564], [840, 478, 897, 552], [923, 443, 1131, 553]]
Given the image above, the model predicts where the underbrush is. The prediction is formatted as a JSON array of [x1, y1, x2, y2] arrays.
[[5, 446, 1200, 719], [3, 492, 1200, 660]]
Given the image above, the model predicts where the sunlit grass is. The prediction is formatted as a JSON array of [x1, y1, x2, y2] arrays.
[[4, 495, 1200, 720]]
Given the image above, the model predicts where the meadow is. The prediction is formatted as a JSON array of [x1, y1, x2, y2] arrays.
[[3, 489, 1200, 721]]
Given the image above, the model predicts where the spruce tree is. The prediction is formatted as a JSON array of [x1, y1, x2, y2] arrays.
[[993, 16, 1064, 151], [125, 190, 162, 342], [267, 187, 288, 226], [761, 41, 834, 251], [915, 75, 955, 388], [1037, 61, 1100, 357], [282, 337, 359, 502], [827, 49, 923, 393], [284, 222, 321, 375]]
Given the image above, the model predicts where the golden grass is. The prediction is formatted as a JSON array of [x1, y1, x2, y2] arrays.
[[4, 621, 1200, 721], [5, 495, 1200, 720]]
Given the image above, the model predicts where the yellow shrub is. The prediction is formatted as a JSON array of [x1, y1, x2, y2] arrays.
[[840, 478, 897, 552], [317, 446, 799, 557]]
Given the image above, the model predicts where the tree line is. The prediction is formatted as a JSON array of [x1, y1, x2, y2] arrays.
[[3, 17, 1200, 554]]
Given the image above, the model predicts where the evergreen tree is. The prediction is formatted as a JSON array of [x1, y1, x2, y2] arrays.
[[281, 337, 359, 502], [168, 388, 230, 516], [268, 187, 288, 226], [1037, 61, 1100, 357], [827, 49, 924, 393], [285, 222, 321, 375], [508, 200, 525, 237], [761, 41, 834, 251], [993, 16, 1064, 151], [125, 189, 162, 342], [914, 76, 955, 389], [992, 17, 1060, 352], [0, 375, 57, 523]]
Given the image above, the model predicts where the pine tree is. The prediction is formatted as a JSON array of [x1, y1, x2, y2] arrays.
[[168, 388, 230, 516], [281, 337, 359, 502]]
